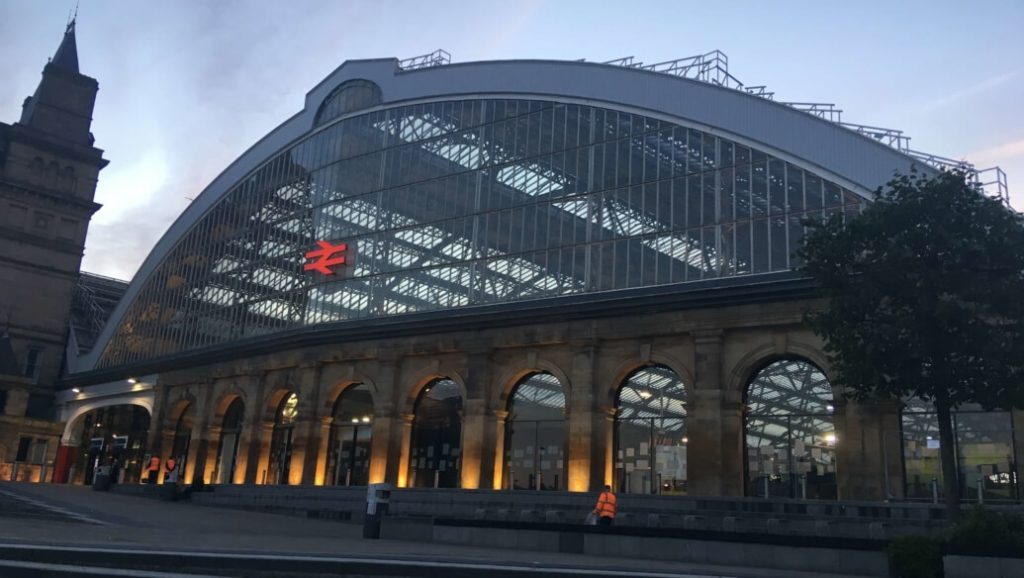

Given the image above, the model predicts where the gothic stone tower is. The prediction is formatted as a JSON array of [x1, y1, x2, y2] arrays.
[[0, 20, 107, 477]]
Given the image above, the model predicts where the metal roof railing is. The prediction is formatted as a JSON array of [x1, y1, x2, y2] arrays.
[[393, 49, 1011, 204]]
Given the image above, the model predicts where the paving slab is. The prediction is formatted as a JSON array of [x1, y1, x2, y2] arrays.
[[0, 482, 876, 578]]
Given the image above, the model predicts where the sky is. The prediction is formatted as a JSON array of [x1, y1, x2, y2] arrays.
[[1, 0, 1022, 282]]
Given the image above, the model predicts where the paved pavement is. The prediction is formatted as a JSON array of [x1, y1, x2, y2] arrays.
[[0, 482, 875, 578]]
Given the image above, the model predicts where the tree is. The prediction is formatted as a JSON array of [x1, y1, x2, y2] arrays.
[[798, 170, 1024, 519]]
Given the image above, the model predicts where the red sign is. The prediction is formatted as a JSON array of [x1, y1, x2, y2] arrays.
[[304, 240, 348, 275]]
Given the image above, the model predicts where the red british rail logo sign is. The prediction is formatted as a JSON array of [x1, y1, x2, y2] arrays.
[[304, 240, 348, 275]]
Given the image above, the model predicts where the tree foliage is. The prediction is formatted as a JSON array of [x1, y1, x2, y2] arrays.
[[799, 170, 1024, 407], [798, 170, 1024, 516]]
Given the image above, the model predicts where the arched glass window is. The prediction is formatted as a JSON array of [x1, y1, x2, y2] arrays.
[[327, 384, 374, 486], [315, 79, 382, 126], [744, 359, 836, 499], [615, 365, 687, 494], [268, 392, 299, 485], [216, 398, 244, 484], [505, 372, 565, 490], [409, 378, 462, 488], [901, 397, 1016, 500], [170, 403, 194, 480]]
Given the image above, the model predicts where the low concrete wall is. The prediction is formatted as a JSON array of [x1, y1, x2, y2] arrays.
[[944, 555, 1024, 578], [424, 521, 891, 577], [188, 484, 963, 539]]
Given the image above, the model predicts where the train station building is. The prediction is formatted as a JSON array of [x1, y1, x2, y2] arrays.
[[3, 23, 1018, 503]]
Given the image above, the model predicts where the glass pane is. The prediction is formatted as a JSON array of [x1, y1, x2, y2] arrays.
[[745, 359, 835, 499], [616, 365, 687, 495]]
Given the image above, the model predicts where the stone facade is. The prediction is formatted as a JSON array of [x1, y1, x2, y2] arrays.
[[140, 295, 907, 500], [0, 21, 106, 478]]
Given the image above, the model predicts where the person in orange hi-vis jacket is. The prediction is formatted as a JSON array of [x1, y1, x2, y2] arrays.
[[593, 484, 617, 526]]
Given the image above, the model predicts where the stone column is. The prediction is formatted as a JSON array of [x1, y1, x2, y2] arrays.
[[242, 373, 269, 484], [286, 364, 324, 486], [836, 397, 904, 500], [369, 401, 396, 485], [396, 413, 415, 487], [313, 416, 333, 486], [186, 379, 216, 486], [460, 398, 491, 489], [688, 330, 741, 496], [203, 425, 222, 484], [567, 342, 606, 492], [492, 410, 509, 490], [460, 350, 495, 490], [253, 422, 274, 485], [145, 384, 170, 482]]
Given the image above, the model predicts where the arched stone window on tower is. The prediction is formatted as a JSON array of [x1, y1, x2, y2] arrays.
[[170, 403, 194, 480], [62, 166, 77, 193], [614, 366, 688, 495], [744, 359, 836, 499], [901, 398, 1016, 501], [505, 372, 566, 491], [409, 378, 462, 488], [326, 384, 374, 486], [215, 398, 244, 484], [268, 392, 299, 485]]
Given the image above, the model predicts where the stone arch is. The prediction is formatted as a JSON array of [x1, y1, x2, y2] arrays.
[[211, 387, 247, 425], [401, 365, 467, 416], [727, 339, 837, 404], [61, 395, 155, 445], [495, 356, 572, 412], [168, 392, 198, 426], [321, 374, 380, 418], [264, 387, 299, 423], [603, 350, 693, 412]]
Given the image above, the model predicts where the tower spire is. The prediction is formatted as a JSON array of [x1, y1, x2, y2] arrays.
[[51, 12, 79, 73]]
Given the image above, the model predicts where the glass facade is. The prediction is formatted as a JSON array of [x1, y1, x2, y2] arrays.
[[409, 378, 462, 488], [215, 398, 244, 484], [615, 365, 688, 494], [505, 372, 566, 490], [326, 383, 374, 486], [98, 98, 864, 368], [745, 359, 836, 499], [268, 392, 298, 484], [901, 399, 1018, 501]]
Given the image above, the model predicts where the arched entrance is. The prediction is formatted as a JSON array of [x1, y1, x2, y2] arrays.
[[215, 398, 244, 484], [268, 392, 299, 485], [744, 358, 836, 499], [409, 378, 462, 488], [70, 405, 150, 485], [505, 372, 566, 490], [614, 365, 688, 494], [326, 384, 374, 486]]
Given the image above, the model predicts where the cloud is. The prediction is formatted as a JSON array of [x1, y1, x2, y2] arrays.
[[965, 138, 1024, 166], [920, 68, 1023, 113]]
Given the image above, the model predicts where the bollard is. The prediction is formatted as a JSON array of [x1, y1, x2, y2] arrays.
[[977, 475, 984, 505], [10, 462, 18, 482], [39, 462, 48, 484], [363, 483, 392, 539], [931, 478, 939, 504], [801, 475, 807, 500], [763, 476, 769, 499], [433, 470, 439, 489]]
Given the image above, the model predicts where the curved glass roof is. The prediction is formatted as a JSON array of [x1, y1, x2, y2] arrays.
[[96, 97, 865, 369]]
